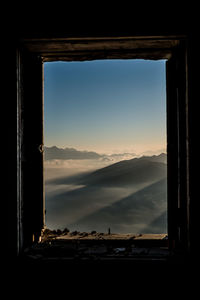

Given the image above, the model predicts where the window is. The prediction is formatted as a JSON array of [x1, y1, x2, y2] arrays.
[[16, 35, 189, 262], [44, 59, 168, 237]]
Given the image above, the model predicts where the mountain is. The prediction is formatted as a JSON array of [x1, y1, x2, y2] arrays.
[[47, 153, 167, 187], [74, 154, 167, 187], [69, 178, 167, 234], [142, 152, 167, 164], [45, 152, 168, 233], [142, 212, 167, 234], [44, 146, 102, 160]]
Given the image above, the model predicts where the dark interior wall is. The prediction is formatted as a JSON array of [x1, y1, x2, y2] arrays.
[[8, 13, 198, 262], [187, 36, 198, 257], [11, 4, 194, 40], [8, 47, 18, 257]]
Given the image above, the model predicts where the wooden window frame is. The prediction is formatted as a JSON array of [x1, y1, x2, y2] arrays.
[[16, 34, 189, 263]]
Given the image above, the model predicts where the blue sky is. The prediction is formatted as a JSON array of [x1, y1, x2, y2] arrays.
[[44, 59, 166, 155]]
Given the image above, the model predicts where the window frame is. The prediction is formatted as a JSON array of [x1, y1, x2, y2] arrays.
[[16, 35, 189, 262]]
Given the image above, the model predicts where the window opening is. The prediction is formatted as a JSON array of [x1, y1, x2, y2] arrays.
[[43, 59, 168, 243]]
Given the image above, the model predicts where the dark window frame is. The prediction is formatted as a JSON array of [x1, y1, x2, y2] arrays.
[[16, 35, 189, 263]]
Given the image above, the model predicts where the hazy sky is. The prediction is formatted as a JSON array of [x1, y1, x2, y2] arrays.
[[44, 59, 166, 155]]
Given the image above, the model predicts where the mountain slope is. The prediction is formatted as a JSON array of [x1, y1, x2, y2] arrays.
[[69, 178, 167, 234], [47, 154, 167, 188], [76, 155, 167, 187], [142, 152, 167, 164], [45, 153, 168, 233]]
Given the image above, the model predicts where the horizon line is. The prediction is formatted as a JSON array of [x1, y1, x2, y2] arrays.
[[44, 144, 167, 156]]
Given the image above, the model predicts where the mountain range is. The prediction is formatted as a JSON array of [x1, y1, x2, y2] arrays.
[[45, 152, 168, 234], [44, 146, 102, 160], [47, 152, 167, 187], [75, 153, 167, 187], [44, 146, 167, 163]]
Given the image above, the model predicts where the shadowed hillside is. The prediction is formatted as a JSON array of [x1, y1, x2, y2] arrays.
[[45, 153, 167, 233], [78, 158, 166, 187], [68, 178, 167, 234], [47, 153, 167, 187]]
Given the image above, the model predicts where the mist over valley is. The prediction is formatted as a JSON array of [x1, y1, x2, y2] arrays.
[[44, 147, 167, 234]]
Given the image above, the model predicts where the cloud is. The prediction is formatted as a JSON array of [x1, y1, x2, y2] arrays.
[[44, 159, 112, 183]]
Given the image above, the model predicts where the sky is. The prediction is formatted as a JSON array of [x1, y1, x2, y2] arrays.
[[44, 59, 166, 155]]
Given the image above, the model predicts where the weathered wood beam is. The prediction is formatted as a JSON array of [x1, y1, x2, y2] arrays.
[[41, 49, 172, 62], [20, 36, 182, 60]]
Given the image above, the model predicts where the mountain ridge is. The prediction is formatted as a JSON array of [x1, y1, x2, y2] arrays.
[[44, 146, 102, 160], [46, 152, 167, 188], [45, 150, 168, 233], [76, 154, 167, 187], [44, 145, 166, 162]]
